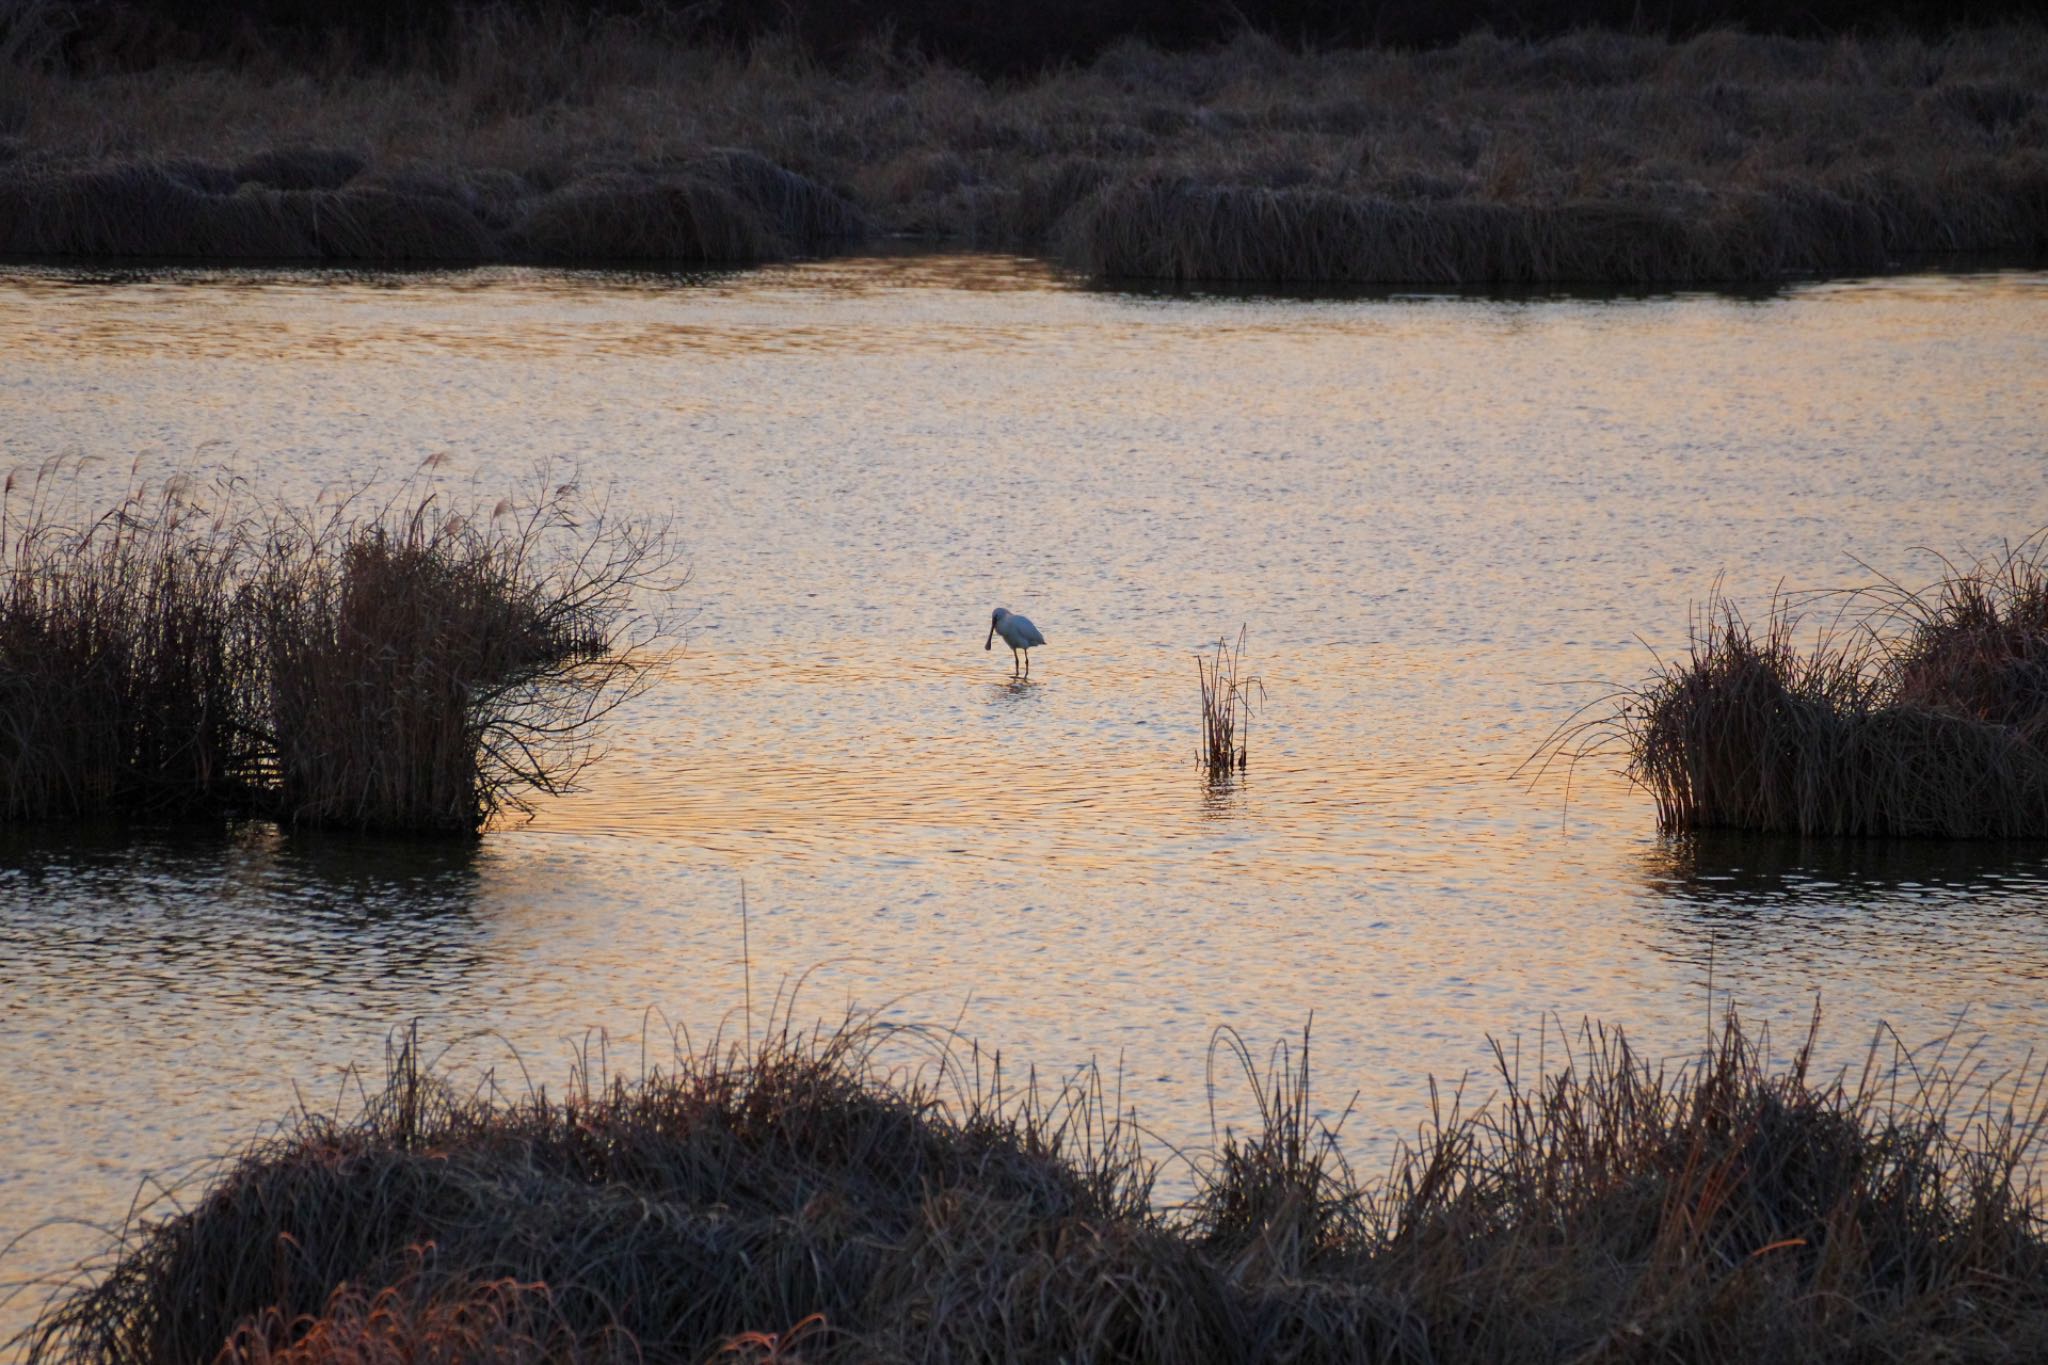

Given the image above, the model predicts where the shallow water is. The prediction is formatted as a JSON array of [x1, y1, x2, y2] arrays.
[[3, 256, 2047, 1336]]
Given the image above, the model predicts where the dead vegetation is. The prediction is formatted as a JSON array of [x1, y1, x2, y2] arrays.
[[0, 459, 670, 833], [1550, 536, 2048, 837], [13, 1006, 2047, 1363], [1197, 626, 1260, 779], [0, 468, 252, 820], [2, 13, 2044, 280], [0, 155, 863, 263]]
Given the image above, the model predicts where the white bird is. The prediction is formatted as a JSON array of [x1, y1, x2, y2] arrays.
[[985, 606, 1046, 675]]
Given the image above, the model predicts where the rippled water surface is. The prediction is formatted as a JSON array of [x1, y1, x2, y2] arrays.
[[3, 257, 2047, 1334]]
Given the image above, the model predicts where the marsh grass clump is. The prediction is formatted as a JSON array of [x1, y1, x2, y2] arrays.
[[1375, 1010, 2048, 1362], [19, 1014, 1158, 1365], [695, 148, 873, 245], [17, 1007, 2047, 1364], [7, 14, 2046, 281], [1596, 539, 2048, 837], [0, 153, 862, 263], [231, 147, 366, 193], [1888, 545, 2048, 738], [513, 172, 774, 263], [0, 158, 507, 261], [1197, 625, 1261, 778], [0, 468, 254, 820], [251, 487, 663, 832], [0, 462, 667, 834]]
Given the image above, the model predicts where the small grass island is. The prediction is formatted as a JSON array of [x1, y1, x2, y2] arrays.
[[1592, 540, 2048, 838], [0, 466, 667, 835]]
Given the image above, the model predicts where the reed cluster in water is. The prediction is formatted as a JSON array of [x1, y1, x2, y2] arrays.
[[1604, 539, 2048, 837], [1197, 626, 1259, 778], [16, 1007, 2045, 1364], [3, 11, 2044, 280], [0, 463, 665, 833]]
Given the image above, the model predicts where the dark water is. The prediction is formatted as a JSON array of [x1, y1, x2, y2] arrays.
[[3, 257, 2046, 1335]]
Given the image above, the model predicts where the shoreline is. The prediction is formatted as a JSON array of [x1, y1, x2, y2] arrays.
[[14, 1010, 2047, 1363], [3, 239, 2044, 297], [6, 25, 2045, 285]]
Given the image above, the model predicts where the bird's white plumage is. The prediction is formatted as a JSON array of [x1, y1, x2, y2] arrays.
[[986, 606, 1046, 673], [992, 610, 1044, 649]]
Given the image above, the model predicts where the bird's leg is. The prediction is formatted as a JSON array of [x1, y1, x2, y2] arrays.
[[1023, 650, 1031, 676], [1011, 647, 1021, 675]]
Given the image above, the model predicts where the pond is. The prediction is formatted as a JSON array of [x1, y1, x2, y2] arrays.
[[3, 255, 2046, 1335]]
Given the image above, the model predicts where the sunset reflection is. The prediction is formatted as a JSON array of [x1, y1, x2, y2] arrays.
[[4, 261, 2047, 1345]]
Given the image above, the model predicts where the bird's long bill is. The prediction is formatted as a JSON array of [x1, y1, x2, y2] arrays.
[[984, 623, 995, 650]]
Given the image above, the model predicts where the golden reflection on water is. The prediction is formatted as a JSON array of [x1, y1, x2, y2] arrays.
[[538, 634, 1491, 881], [0, 256, 1074, 364], [3, 259, 2048, 1339]]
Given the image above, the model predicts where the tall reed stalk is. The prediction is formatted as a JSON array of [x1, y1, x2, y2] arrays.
[[1197, 625, 1261, 778]]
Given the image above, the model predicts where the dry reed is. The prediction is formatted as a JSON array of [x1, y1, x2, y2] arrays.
[[3, 15, 2044, 280], [0, 462, 669, 833], [1196, 625, 1261, 778], [250, 482, 667, 832], [1552, 537, 2048, 837], [511, 172, 774, 263], [0, 155, 861, 263], [0, 464, 255, 820], [14, 1005, 2046, 1364], [215, 1259, 589, 1365]]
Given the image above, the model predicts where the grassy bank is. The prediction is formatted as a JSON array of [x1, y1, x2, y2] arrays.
[[4, 15, 2045, 280], [14, 1008, 2046, 1363], [33, 1, 2039, 77], [0, 465, 666, 833], [1581, 539, 2048, 837]]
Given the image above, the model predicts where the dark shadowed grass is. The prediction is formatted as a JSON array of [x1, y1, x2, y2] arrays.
[[1055, 162, 2048, 284], [4, 16, 2044, 280], [15, 1006, 2046, 1363], [511, 172, 774, 263], [0, 153, 866, 263], [0, 465, 255, 820], [0, 463, 671, 833], [1369, 1010, 2048, 1362], [1545, 537, 2048, 837], [0, 161, 504, 261], [250, 480, 669, 833]]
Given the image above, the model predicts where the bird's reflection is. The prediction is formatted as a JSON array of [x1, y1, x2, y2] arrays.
[[986, 674, 1043, 707]]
